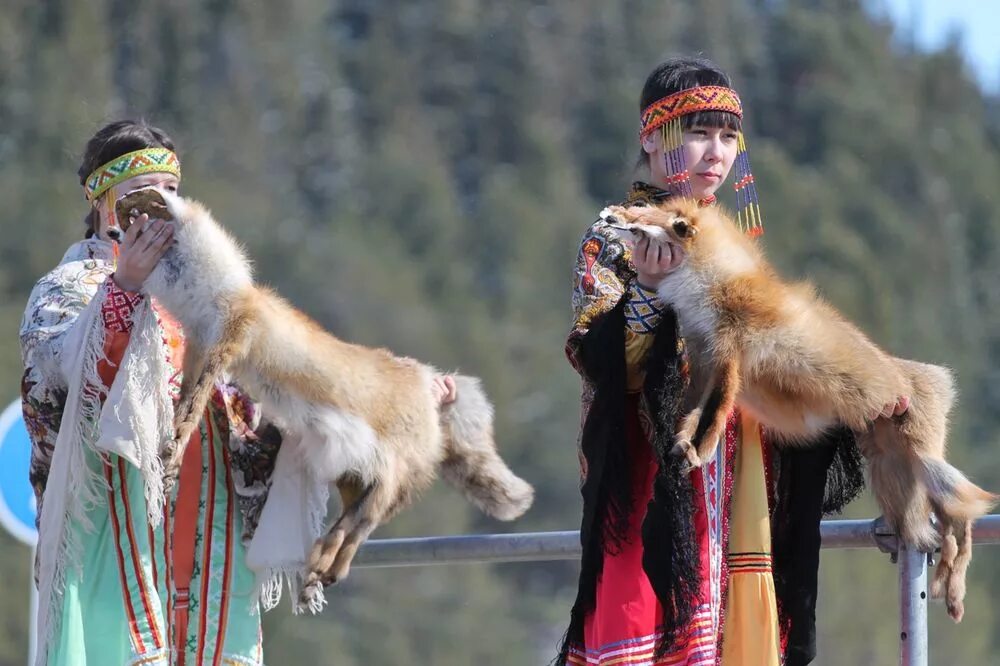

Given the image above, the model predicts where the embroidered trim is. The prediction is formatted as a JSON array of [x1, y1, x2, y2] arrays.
[[566, 605, 718, 665], [727, 551, 773, 574], [103, 281, 144, 332], [196, 415, 218, 666], [127, 648, 170, 665], [116, 458, 165, 650], [221, 655, 263, 666], [104, 461, 148, 654], [640, 86, 742, 138], [213, 445, 237, 666], [624, 282, 664, 333], [84, 148, 181, 201]]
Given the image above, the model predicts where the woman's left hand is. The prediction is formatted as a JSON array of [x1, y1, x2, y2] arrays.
[[432, 375, 458, 405], [634, 236, 684, 290]]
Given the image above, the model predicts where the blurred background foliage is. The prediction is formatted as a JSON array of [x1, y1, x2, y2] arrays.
[[1, 0, 999, 663]]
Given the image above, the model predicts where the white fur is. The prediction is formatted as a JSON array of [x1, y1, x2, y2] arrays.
[[659, 265, 718, 348], [708, 238, 756, 276], [139, 189, 387, 489], [231, 362, 385, 486], [803, 411, 836, 434], [297, 408, 383, 485], [440, 375, 494, 445], [626, 223, 670, 243], [123, 188, 532, 615], [143, 191, 253, 347]]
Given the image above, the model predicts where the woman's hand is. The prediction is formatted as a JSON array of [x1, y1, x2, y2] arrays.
[[634, 236, 684, 289], [431, 375, 458, 405], [874, 396, 910, 421], [112, 213, 174, 293]]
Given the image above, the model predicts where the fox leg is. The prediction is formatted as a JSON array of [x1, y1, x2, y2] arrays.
[[172, 345, 206, 439], [673, 408, 703, 469], [930, 521, 957, 600], [946, 519, 972, 622], [161, 346, 206, 492], [165, 315, 252, 484], [303, 478, 369, 593], [673, 355, 740, 469], [929, 517, 972, 622], [323, 479, 397, 585], [302, 478, 397, 596]]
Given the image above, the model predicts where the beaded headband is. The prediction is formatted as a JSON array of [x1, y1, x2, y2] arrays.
[[640, 85, 743, 138], [640, 85, 762, 236], [84, 147, 181, 202]]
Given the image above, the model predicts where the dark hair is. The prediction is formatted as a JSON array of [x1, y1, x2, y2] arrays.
[[637, 56, 741, 168], [78, 120, 177, 238]]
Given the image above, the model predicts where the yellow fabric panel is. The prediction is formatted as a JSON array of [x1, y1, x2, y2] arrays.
[[624, 328, 656, 391], [721, 412, 781, 666]]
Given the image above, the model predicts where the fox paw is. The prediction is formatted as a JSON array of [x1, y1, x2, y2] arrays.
[[671, 438, 703, 471], [947, 598, 965, 623], [160, 440, 185, 488]]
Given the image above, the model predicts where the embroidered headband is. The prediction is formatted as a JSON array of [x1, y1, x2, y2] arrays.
[[639, 85, 743, 138], [84, 147, 181, 202], [639, 85, 761, 237]]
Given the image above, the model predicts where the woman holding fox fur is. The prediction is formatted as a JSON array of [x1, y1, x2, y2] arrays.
[[20, 120, 277, 666], [556, 57, 930, 666], [19, 119, 462, 666]]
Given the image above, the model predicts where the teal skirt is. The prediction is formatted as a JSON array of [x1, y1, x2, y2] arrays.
[[48, 414, 263, 666]]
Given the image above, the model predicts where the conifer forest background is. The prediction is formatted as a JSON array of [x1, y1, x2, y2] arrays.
[[2, 0, 999, 663]]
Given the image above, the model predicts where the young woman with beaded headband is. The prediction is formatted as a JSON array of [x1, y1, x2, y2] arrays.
[[21, 120, 283, 666], [22, 119, 462, 666], [557, 57, 907, 666]]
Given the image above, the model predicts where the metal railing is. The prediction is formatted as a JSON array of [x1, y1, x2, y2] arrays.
[[352, 515, 1000, 666]]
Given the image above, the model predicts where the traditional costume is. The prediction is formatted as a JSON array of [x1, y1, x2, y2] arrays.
[[21, 148, 283, 666], [557, 86, 865, 666]]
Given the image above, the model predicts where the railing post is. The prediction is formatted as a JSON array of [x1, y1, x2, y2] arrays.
[[898, 544, 928, 666]]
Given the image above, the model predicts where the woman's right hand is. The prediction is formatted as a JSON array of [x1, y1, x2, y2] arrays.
[[112, 213, 174, 293], [633, 236, 684, 289]]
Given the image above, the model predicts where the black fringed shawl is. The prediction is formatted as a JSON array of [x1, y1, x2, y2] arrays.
[[557, 292, 865, 665], [557, 299, 700, 664], [772, 428, 865, 665]]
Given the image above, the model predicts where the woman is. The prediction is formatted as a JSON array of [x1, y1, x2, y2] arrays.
[[557, 57, 901, 666], [20, 120, 280, 666], [21, 120, 459, 666]]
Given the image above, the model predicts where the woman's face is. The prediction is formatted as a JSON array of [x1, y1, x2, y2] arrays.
[[643, 124, 739, 199], [93, 172, 180, 239]]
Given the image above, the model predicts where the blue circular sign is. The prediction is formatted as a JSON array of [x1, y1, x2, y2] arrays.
[[0, 399, 38, 546]]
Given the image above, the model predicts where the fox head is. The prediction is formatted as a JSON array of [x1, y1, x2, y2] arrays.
[[600, 197, 711, 253], [600, 197, 763, 282], [110, 187, 176, 242]]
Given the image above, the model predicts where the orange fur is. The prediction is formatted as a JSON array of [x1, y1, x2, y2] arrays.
[[115, 189, 534, 604], [603, 199, 996, 622]]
